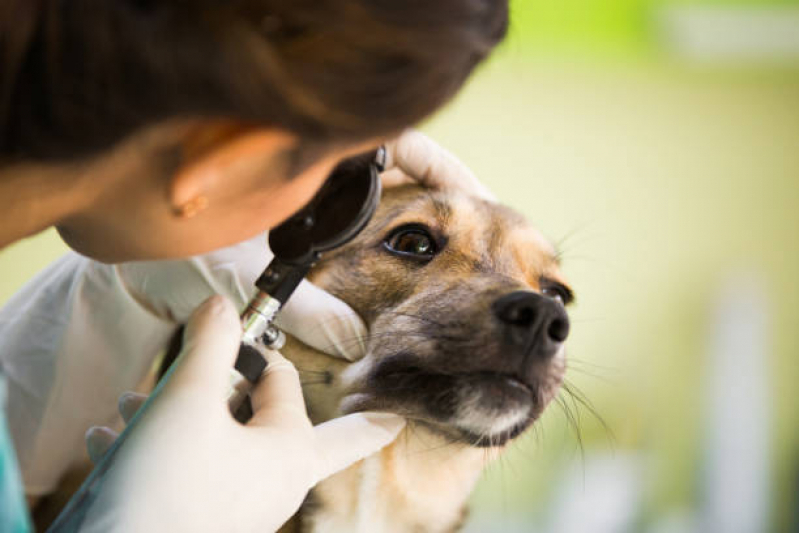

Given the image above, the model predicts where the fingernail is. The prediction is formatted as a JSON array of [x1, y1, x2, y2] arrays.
[[85, 426, 115, 440], [118, 392, 135, 410], [200, 294, 228, 314], [191, 295, 238, 331], [85, 426, 115, 461]]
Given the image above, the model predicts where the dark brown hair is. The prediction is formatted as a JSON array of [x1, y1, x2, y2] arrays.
[[0, 0, 508, 163]]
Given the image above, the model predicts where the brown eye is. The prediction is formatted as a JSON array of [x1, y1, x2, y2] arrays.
[[540, 281, 574, 305], [542, 287, 564, 304], [384, 226, 438, 261]]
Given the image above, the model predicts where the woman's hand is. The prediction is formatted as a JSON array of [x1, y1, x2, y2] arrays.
[[116, 233, 370, 362], [83, 296, 404, 532], [382, 130, 496, 201]]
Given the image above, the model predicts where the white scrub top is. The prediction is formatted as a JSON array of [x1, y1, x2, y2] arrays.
[[0, 235, 270, 497]]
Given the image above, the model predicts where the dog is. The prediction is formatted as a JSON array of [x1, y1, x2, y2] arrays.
[[32, 175, 572, 531], [273, 181, 573, 532]]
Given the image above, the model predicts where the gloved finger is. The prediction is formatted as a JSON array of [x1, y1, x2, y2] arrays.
[[118, 392, 147, 425], [384, 130, 496, 201], [312, 412, 406, 482], [167, 295, 242, 401], [274, 279, 367, 361], [247, 349, 310, 429], [380, 168, 415, 189], [85, 426, 119, 464]]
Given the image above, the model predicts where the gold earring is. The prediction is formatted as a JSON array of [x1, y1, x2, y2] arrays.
[[175, 195, 209, 219]]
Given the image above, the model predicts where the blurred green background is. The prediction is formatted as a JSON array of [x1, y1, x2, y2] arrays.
[[1, 1, 798, 531]]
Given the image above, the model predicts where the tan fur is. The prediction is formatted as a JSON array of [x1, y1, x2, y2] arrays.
[[278, 185, 571, 533], [277, 338, 488, 533]]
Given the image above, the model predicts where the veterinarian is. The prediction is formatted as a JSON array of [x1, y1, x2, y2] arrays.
[[0, 1, 508, 531]]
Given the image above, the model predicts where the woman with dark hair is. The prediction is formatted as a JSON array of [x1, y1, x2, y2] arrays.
[[0, 1, 508, 530]]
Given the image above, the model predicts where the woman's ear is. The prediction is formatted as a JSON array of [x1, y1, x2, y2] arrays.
[[169, 122, 296, 217]]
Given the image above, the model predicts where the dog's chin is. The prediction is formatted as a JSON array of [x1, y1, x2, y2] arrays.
[[447, 373, 537, 447], [340, 357, 559, 448]]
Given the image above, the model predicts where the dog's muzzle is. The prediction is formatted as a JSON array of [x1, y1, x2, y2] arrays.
[[492, 290, 570, 362]]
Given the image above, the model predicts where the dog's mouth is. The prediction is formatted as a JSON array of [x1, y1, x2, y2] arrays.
[[340, 353, 563, 448]]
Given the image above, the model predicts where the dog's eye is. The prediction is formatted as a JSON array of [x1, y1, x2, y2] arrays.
[[540, 282, 573, 305], [542, 288, 564, 304], [384, 226, 438, 261]]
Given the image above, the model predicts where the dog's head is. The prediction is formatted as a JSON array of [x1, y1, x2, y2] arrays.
[[307, 184, 572, 447]]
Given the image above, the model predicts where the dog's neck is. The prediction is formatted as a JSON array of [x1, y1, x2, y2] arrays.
[[279, 338, 493, 533], [303, 427, 486, 533]]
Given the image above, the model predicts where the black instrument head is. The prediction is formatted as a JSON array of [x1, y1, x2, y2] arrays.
[[258, 148, 384, 301], [268, 149, 383, 266]]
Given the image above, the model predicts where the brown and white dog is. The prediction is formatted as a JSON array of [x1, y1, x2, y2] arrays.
[[276, 183, 573, 532], [34, 179, 572, 531]]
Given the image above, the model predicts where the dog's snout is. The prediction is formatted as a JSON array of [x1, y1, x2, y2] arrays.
[[492, 291, 570, 358]]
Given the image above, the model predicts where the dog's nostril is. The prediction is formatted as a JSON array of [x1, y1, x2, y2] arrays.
[[494, 291, 537, 327], [547, 317, 569, 343], [493, 291, 548, 327], [493, 290, 570, 352], [503, 306, 534, 326]]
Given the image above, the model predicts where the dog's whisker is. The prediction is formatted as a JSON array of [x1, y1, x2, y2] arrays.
[[558, 391, 592, 489], [553, 220, 594, 254], [561, 381, 616, 450], [563, 366, 615, 385], [563, 360, 618, 389], [555, 394, 586, 465], [567, 356, 614, 367], [566, 358, 618, 373], [561, 384, 584, 430], [531, 421, 544, 451], [397, 419, 464, 457], [414, 436, 464, 457]]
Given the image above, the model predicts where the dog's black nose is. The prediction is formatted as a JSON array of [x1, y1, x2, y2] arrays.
[[492, 290, 569, 358]]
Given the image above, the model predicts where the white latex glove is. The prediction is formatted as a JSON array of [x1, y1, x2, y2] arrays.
[[382, 130, 497, 201], [117, 234, 369, 361], [75, 296, 404, 533]]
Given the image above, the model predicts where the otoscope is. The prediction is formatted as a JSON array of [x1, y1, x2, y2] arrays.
[[229, 148, 384, 418], [47, 148, 384, 532]]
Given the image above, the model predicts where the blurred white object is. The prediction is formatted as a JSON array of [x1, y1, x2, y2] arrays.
[[700, 273, 772, 533], [461, 454, 644, 533], [657, 6, 799, 65], [545, 453, 643, 533]]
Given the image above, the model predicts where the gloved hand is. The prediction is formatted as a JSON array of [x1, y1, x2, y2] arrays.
[[116, 235, 370, 362], [81, 296, 404, 533], [382, 130, 496, 201]]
